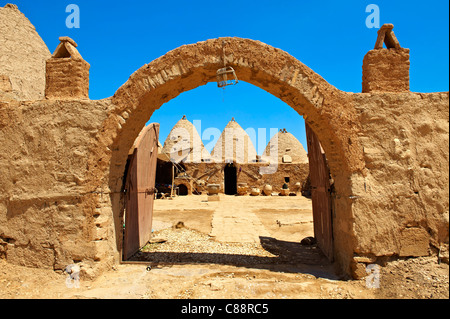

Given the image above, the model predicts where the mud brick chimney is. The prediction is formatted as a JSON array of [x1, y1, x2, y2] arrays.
[[45, 36, 90, 99], [362, 24, 410, 93]]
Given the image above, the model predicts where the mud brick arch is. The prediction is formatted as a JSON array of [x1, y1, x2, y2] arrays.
[[2, 7, 447, 280], [84, 37, 366, 275]]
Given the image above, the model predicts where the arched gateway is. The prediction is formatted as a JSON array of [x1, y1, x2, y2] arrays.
[[84, 37, 365, 277], [3, 25, 446, 280]]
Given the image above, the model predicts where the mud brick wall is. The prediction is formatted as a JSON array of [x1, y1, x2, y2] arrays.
[[181, 162, 310, 194], [362, 48, 410, 93], [0, 75, 12, 92], [0, 98, 115, 278], [0, 36, 448, 280], [45, 58, 90, 99], [237, 163, 310, 193], [349, 92, 449, 277]]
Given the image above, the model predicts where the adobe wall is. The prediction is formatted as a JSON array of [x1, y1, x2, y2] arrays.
[[0, 98, 117, 277], [362, 48, 410, 93], [348, 92, 449, 276], [179, 162, 310, 195], [0, 90, 448, 279], [0, 25, 448, 279], [45, 58, 90, 99], [0, 4, 50, 100]]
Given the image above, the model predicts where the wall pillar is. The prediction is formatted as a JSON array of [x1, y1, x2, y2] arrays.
[[45, 37, 90, 99], [362, 24, 410, 93]]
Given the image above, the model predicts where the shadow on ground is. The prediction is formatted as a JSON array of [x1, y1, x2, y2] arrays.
[[128, 236, 339, 280]]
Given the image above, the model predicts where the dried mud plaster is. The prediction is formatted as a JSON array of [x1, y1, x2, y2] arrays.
[[0, 7, 448, 279]]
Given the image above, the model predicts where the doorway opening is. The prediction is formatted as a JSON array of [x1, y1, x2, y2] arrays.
[[119, 81, 335, 273], [178, 184, 188, 196], [120, 82, 335, 271], [105, 38, 358, 275], [224, 163, 237, 195]]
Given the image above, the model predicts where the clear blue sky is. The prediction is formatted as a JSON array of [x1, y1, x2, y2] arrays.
[[7, 0, 449, 152]]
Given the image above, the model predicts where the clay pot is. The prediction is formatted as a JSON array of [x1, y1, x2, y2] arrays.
[[196, 179, 206, 187], [237, 183, 248, 195], [207, 184, 220, 195], [263, 184, 272, 196]]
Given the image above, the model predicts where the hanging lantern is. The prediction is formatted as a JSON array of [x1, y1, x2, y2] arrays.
[[216, 66, 238, 88]]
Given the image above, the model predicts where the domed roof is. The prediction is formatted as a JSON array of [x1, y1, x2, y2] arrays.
[[0, 4, 51, 100], [261, 128, 308, 164], [161, 115, 211, 163], [211, 118, 257, 164]]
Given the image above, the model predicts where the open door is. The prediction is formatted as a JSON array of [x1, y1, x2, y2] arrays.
[[123, 123, 160, 260], [224, 163, 237, 195], [305, 124, 333, 261]]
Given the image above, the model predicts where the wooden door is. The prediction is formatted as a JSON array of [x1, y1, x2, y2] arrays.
[[305, 124, 333, 261], [123, 123, 160, 260]]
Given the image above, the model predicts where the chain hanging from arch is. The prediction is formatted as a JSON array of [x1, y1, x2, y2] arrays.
[[216, 40, 239, 88]]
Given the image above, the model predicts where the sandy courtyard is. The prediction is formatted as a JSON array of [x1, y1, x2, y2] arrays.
[[0, 195, 448, 300]]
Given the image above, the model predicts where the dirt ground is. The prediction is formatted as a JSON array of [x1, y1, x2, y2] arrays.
[[0, 195, 448, 299]]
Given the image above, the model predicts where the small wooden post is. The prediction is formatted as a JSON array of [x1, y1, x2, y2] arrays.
[[170, 164, 175, 197]]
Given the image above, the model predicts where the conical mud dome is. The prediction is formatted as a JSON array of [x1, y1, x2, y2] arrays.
[[162, 115, 211, 163], [211, 117, 257, 163], [0, 4, 51, 100], [261, 128, 308, 164]]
